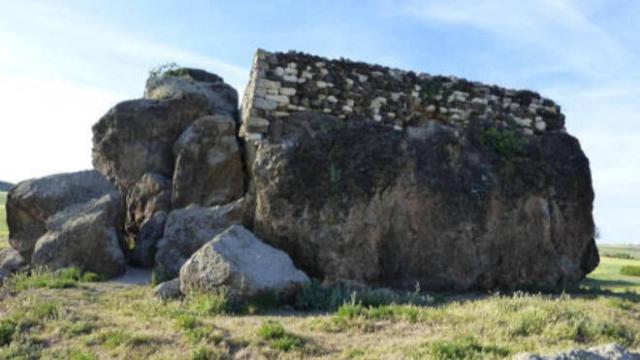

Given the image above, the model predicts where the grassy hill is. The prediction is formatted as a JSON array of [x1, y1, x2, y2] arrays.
[[1, 197, 640, 358]]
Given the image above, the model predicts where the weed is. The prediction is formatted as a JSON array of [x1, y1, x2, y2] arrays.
[[480, 127, 525, 159], [186, 290, 229, 315], [0, 319, 16, 346], [427, 337, 510, 359], [257, 320, 304, 352]]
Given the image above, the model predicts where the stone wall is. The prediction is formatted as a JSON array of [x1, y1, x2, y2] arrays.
[[240, 49, 566, 142]]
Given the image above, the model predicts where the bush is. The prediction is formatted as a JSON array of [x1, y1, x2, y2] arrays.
[[480, 127, 525, 159], [257, 320, 304, 352], [0, 319, 16, 346], [186, 290, 229, 315], [620, 266, 640, 277]]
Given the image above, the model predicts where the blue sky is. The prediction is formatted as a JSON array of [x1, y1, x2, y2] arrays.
[[0, 0, 638, 244]]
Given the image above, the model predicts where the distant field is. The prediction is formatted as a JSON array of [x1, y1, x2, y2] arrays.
[[582, 245, 640, 293], [0, 191, 7, 250], [598, 244, 640, 259]]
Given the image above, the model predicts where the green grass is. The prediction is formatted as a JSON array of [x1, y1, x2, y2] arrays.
[[582, 248, 640, 293], [257, 320, 305, 352], [7, 267, 102, 292], [0, 192, 8, 250], [599, 245, 640, 259], [620, 265, 640, 277]]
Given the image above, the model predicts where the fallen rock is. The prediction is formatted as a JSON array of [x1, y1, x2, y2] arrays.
[[153, 278, 182, 300], [6, 170, 116, 260], [172, 115, 244, 208], [145, 68, 238, 117], [514, 343, 640, 360], [93, 69, 238, 192], [124, 173, 171, 266], [179, 225, 309, 300], [154, 199, 244, 278], [31, 193, 126, 278], [242, 50, 598, 291], [92, 97, 212, 191], [0, 248, 28, 283]]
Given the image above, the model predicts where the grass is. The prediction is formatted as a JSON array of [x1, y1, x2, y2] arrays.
[[582, 247, 640, 293], [621, 266, 640, 277], [0, 192, 8, 250], [7, 267, 102, 292]]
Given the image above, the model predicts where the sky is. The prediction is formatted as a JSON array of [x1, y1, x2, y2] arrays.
[[0, 0, 638, 244]]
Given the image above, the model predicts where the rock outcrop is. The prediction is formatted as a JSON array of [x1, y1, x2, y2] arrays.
[[179, 225, 309, 300], [154, 199, 244, 278], [31, 193, 126, 278], [6, 50, 598, 291], [240, 50, 598, 290], [6, 170, 116, 260]]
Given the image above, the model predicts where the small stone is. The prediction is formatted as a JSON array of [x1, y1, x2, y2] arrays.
[[342, 105, 353, 113], [523, 128, 534, 135], [316, 61, 325, 68], [393, 125, 403, 131], [154, 278, 182, 300], [265, 94, 290, 104], [373, 114, 382, 122], [247, 117, 270, 127], [357, 74, 368, 82], [426, 105, 436, 113], [273, 67, 285, 77], [535, 120, 547, 131], [283, 75, 298, 82], [253, 97, 278, 110], [279, 87, 296, 96], [287, 62, 297, 69], [346, 99, 355, 107], [274, 111, 290, 117], [327, 95, 338, 103], [439, 107, 448, 114], [317, 81, 328, 88]]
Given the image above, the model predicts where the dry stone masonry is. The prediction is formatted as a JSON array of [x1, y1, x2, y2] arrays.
[[3, 50, 598, 294], [240, 49, 564, 143]]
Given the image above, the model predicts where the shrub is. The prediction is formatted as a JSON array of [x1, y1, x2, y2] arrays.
[[186, 290, 229, 315], [257, 320, 304, 352], [620, 266, 640, 277], [480, 127, 525, 159], [428, 338, 510, 360], [0, 319, 16, 346]]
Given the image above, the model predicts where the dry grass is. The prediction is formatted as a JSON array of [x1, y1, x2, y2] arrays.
[[0, 192, 8, 250], [1, 272, 640, 359]]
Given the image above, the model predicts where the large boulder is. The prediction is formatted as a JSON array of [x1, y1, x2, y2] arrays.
[[31, 193, 126, 278], [179, 225, 309, 300], [92, 69, 237, 192], [145, 68, 238, 117], [124, 173, 171, 267], [92, 97, 212, 191], [172, 115, 244, 208], [240, 50, 598, 291], [6, 170, 116, 260], [154, 199, 244, 278]]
